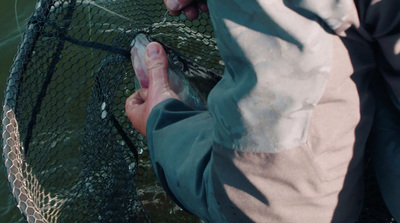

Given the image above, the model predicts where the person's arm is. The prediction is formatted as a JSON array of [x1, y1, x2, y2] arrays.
[[128, 0, 393, 222], [146, 99, 219, 221], [125, 41, 223, 222]]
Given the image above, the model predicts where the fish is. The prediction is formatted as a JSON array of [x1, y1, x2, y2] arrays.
[[130, 33, 207, 110]]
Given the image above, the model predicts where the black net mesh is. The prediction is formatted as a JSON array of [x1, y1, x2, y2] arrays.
[[0, 0, 397, 222], [2, 0, 222, 222]]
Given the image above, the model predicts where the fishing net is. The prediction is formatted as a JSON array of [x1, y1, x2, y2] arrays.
[[1, 0, 221, 222], [0, 0, 397, 222]]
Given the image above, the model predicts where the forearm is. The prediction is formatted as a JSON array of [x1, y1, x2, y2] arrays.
[[146, 99, 222, 222]]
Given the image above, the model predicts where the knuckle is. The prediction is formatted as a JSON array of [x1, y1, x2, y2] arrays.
[[147, 60, 167, 71]]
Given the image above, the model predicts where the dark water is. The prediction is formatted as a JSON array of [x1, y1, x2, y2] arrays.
[[0, 0, 36, 222]]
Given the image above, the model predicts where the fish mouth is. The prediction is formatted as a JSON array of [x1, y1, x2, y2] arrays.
[[130, 33, 150, 48]]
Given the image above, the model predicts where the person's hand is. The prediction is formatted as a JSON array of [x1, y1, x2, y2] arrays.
[[125, 42, 180, 137], [164, 0, 208, 20]]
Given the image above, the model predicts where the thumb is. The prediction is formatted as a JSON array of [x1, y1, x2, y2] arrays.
[[145, 42, 170, 91]]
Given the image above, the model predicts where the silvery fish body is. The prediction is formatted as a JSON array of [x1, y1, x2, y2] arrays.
[[130, 34, 206, 110]]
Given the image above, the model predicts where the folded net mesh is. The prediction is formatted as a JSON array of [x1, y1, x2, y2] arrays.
[[0, 0, 396, 222]]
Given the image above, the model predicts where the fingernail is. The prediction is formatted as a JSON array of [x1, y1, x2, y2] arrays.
[[146, 44, 160, 58], [166, 0, 181, 11]]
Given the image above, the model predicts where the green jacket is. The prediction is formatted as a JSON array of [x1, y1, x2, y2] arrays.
[[147, 0, 400, 222]]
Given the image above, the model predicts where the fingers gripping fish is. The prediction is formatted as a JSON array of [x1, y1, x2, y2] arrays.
[[130, 33, 205, 110]]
